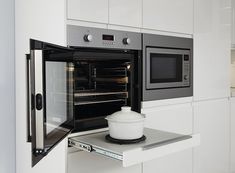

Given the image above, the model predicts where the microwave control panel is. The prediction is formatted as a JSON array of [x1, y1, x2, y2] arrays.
[[182, 54, 190, 86]]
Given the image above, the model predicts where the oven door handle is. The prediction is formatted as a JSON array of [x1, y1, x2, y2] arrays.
[[32, 50, 45, 152]]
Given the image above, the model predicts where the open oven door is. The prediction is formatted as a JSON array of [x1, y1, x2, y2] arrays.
[[27, 39, 74, 167]]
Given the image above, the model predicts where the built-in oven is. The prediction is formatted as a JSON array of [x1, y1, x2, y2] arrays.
[[142, 33, 193, 101], [26, 25, 141, 166], [26, 26, 199, 168]]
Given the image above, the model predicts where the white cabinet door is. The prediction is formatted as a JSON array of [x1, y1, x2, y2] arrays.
[[193, 0, 231, 101], [67, 150, 141, 173], [142, 0, 193, 34], [15, 0, 67, 172], [109, 0, 142, 28], [142, 103, 193, 173], [231, 97, 235, 173], [67, 0, 108, 24], [193, 98, 230, 173], [232, 0, 235, 47]]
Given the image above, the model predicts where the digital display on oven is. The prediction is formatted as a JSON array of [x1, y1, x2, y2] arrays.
[[102, 34, 114, 41]]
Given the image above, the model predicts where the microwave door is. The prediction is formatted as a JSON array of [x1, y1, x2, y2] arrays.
[[29, 39, 74, 166], [146, 48, 189, 89]]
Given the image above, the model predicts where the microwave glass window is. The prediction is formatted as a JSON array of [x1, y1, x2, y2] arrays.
[[150, 53, 182, 83]]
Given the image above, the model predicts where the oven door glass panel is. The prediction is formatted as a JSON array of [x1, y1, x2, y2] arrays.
[[29, 39, 74, 166], [44, 61, 74, 141]]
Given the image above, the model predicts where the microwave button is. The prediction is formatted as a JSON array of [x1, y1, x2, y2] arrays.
[[184, 75, 189, 80]]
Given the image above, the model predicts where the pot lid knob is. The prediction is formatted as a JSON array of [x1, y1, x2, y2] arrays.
[[121, 106, 131, 112]]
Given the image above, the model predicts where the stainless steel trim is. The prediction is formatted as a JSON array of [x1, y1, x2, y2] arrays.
[[69, 140, 93, 152], [74, 91, 128, 97], [74, 99, 125, 106], [34, 50, 44, 150], [68, 139, 123, 161], [92, 147, 123, 161]]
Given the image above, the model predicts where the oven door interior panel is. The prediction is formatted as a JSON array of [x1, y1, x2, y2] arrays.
[[29, 39, 74, 166], [68, 128, 200, 167]]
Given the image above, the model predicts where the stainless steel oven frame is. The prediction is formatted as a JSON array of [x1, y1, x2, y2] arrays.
[[142, 33, 193, 101]]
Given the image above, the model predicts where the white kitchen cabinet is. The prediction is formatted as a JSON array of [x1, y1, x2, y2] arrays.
[[142, 103, 193, 173], [230, 97, 235, 173], [67, 0, 108, 24], [68, 150, 141, 173], [193, 98, 230, 173], [142, 0, 193, 34], [15, 0, 67, 172], [194, 0, 231, 101], [232, 0, 235, 47], [109, 0, 142, 28]]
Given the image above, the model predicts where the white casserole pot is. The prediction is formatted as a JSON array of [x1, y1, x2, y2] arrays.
[[105, 106, 145, 140]]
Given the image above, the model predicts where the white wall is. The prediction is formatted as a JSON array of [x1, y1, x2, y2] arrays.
[[0, 0, 15, 173]]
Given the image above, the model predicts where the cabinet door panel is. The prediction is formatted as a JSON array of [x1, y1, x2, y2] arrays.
[[231, 98, 235, 172], [143, 0, 193, 34], [109, 0, 142, 28], [193, 99, 230, 173], [143, 150, 192, 173], [193, 0, 230, 101], [16, 0, 67, 172], [67, 151, 141, 173], [142, 103, 193, 173], [232, 0, 235, 47], [67, 0, 108, 23], [142, 103, 193, 134]]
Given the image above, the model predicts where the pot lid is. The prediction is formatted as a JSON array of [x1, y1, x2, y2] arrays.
[[106, 106, 145, 121]]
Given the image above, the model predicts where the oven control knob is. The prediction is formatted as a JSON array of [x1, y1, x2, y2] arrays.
[[184, 75, 189, 80], [123, 38, 131, 45], [84, 34, 93, 42]]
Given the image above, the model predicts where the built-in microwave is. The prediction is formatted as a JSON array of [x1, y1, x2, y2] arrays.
[[142, 33, 193, 101]]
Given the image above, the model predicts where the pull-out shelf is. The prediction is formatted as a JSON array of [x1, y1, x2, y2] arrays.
[[69, 128, 200, 167]]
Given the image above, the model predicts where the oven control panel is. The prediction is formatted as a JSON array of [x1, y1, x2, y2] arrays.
[[67, 25, 141, 50]]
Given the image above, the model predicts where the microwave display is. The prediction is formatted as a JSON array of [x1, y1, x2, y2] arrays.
[[150, 53, 182, 83]]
